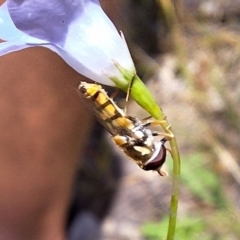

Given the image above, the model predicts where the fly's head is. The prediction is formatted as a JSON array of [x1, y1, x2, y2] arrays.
[[142, 138, 168, 176]]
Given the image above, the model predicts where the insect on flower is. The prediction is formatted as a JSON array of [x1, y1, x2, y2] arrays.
[[78, 81, 174, 176]]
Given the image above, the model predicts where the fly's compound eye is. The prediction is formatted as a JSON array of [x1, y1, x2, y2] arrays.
[[143, 138, 167, 175]]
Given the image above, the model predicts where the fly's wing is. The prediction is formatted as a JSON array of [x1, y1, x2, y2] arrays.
[[93, 108, 120, 136], [92, 94, 134, 136], [94, 103, 141, 138], [78, 85, 125, 136]]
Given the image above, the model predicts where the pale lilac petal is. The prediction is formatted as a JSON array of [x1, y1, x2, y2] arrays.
[[43, 43, 106, 82], [1, 0, 135, 86], [63, 1, 135, 85], [7, 0, 83, 45], [0, 2, 46, 44], [0, 41, 30, 56], [0, 2, 50, 57]]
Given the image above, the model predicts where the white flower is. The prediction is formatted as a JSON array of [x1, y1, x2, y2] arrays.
[[0, 0, 162, 118], [0, 0, 136, 86]]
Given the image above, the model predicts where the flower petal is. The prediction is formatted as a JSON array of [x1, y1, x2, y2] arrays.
[[0, 0, 162, 118], [63, 1, 136, 85], [0, 41, 29, 56], [0, 2, 46, 44], [7, 0, 80, 45], [5, 0, 135, 86]]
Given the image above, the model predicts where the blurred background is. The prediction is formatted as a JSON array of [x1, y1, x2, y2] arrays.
[[68, 0, 240, 239]]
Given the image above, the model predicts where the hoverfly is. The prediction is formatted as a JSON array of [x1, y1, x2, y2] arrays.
[[78, 82, 173, 176]]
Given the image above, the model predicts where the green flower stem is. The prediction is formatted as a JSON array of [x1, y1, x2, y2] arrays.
[[157, 0, 182, 238], [150, 119, 180, 240], [141, 101, 181, 240], [167, 132, 181, 240], [119, 77, 180, 240], [111, 60, 180, 239]]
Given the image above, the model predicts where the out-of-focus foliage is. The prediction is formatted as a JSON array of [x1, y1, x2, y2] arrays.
[[135, 0, 240, 238], [142, 212, 240, 240], [142, 215, 206, 240], [142, 152, 240, 239], [71, 1, 240, 239], [180, 153, 227, 207]]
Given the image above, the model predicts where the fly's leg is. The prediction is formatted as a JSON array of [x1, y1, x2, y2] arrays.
[[154, 122, 174, 140], [110, 89, 119, 100], [141, 115, 152, 121], [144, 120, 174, 140]]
